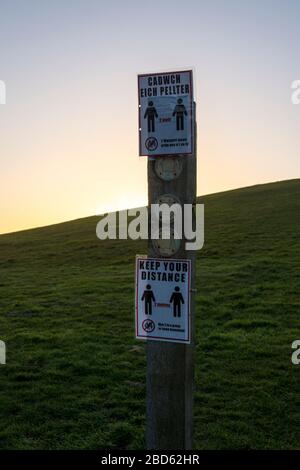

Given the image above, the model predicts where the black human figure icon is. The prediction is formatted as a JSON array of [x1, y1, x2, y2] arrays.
[[141, 284, 156, 316], [144, 100, 158, 133], [170, 286, 185, 318], [172, 98, 187, 131]]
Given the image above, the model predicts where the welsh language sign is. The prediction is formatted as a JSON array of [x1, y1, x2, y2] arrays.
[[138, 70, 193, 156], [135, 257, 191, 343]]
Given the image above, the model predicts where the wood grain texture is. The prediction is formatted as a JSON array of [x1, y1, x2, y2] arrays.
[[146, 105, 197, 449]]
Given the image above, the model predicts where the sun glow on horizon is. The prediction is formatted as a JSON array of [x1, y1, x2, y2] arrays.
[[96, 194, 148, 216]]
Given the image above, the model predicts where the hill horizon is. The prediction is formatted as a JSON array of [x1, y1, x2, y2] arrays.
[[0, 178, 299, 449], [1, 178, 299, 237]]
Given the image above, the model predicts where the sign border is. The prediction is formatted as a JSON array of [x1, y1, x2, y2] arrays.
[[138, 70, 194, 157], [135, 256, 191, 344]]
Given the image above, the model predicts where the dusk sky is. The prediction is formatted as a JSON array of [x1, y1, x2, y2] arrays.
[[0, 0, 299, 234]]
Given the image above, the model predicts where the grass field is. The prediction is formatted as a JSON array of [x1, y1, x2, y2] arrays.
[[0, 179, 299, 450]]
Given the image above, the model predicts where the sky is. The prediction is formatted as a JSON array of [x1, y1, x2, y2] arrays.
[[0, 0, 299, 234]]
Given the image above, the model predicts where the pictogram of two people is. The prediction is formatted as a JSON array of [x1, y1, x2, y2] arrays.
[[141, 284, 185, 318], [144, 99, 187, 133]]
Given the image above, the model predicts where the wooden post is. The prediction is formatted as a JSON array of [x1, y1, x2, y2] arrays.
[[146, 104, 197, 450]]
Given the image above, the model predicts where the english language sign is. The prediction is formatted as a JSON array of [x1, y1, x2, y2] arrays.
[[135, 256, 191, 343]]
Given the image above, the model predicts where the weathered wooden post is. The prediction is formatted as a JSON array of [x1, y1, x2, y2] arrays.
[[136, 70, 196, 449]]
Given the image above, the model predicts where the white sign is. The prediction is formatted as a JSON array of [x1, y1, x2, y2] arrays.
[[135, 257, 191, 343], [138, 70, 194, 156]]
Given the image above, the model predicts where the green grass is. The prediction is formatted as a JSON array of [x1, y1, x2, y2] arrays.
[[0, 179, 299, 449]]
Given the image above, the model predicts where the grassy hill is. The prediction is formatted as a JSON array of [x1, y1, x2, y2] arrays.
[[0, 179, 299, 449]]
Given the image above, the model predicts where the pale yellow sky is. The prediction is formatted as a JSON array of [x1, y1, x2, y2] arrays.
[[0, 0, 299, 234]]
